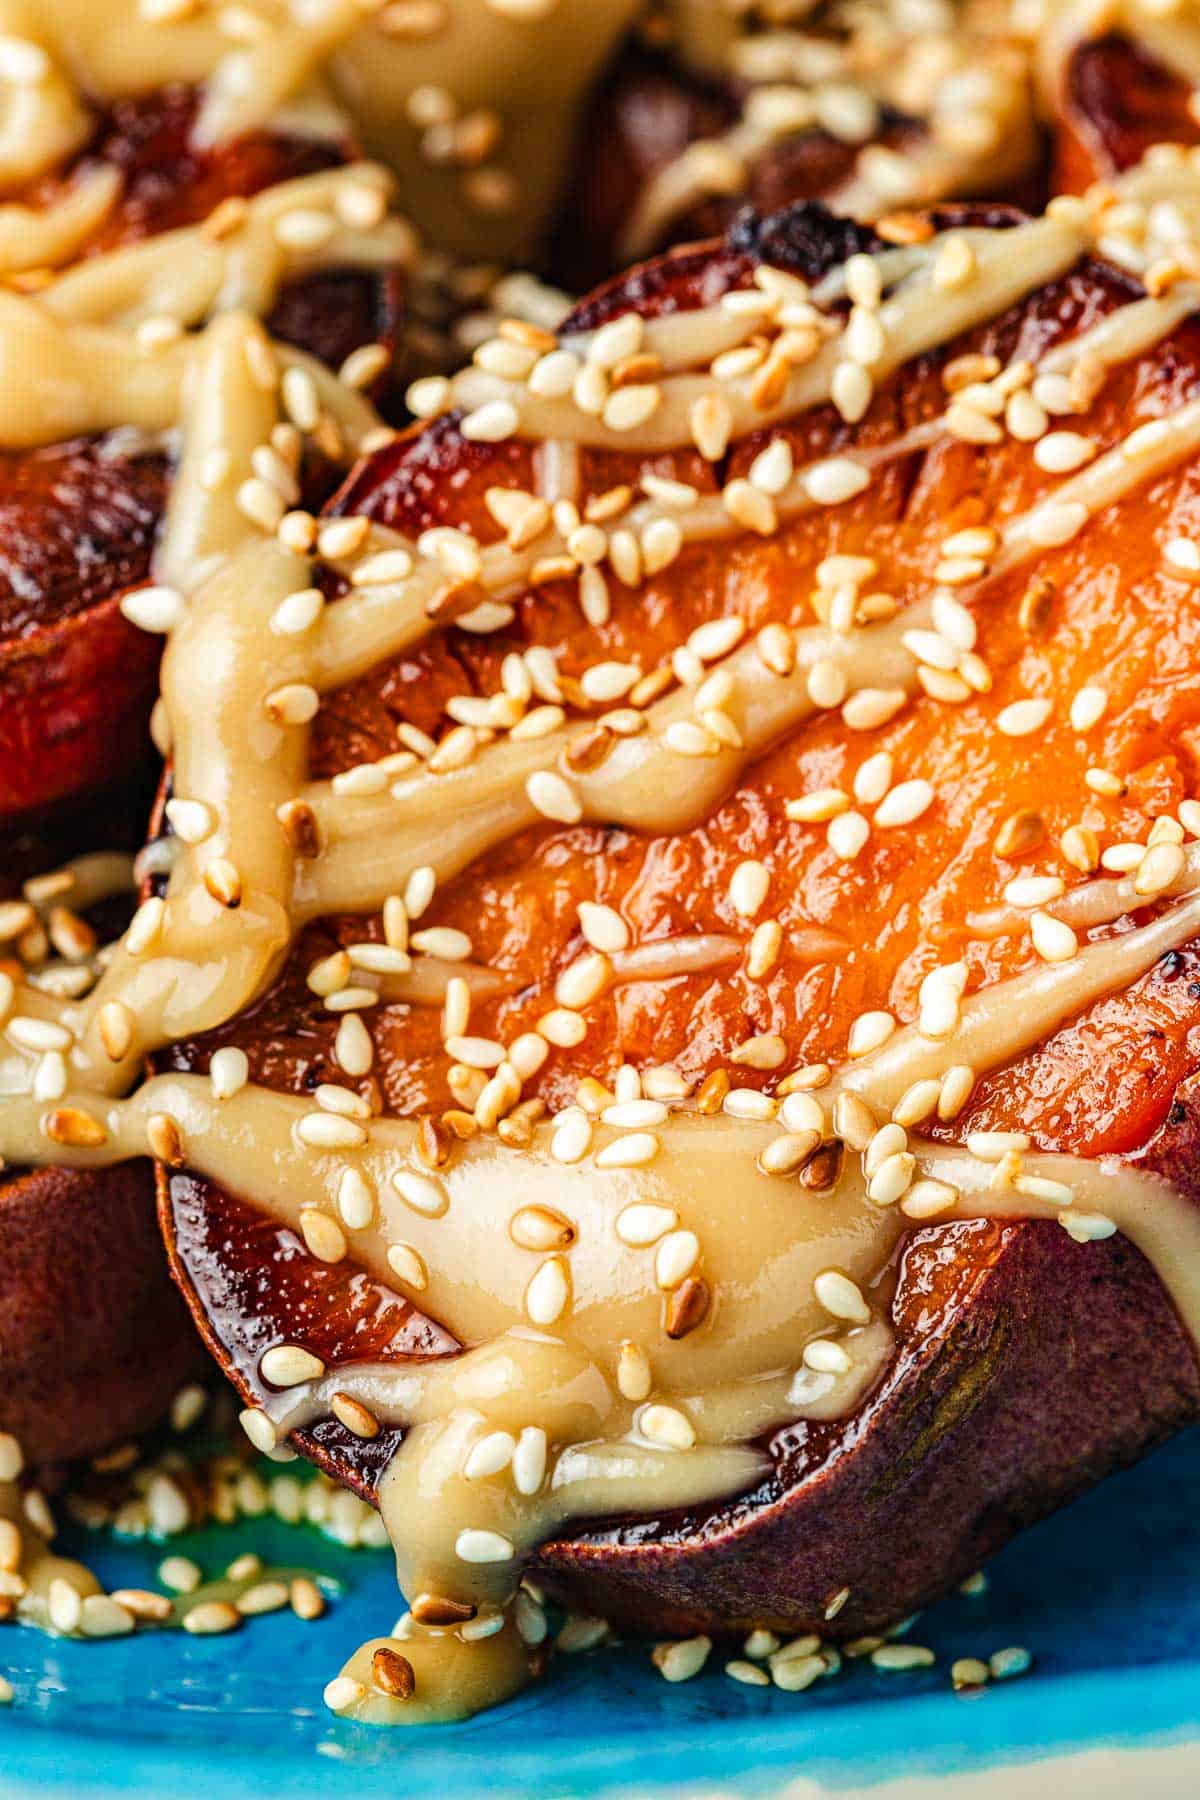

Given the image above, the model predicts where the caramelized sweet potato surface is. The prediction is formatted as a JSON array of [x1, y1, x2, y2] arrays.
[[160, 203, 1200, 1632], [0, 86, 402, 828], [552, 47, 918, 291]]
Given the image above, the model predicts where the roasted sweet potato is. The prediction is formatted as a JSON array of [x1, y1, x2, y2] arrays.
[[158, 198, 1200, 1645], [553, 36, 1044, 291], [1054, 31, 1200, 195], [0, 86, 402, 830], [0, 787, 204, 1467]]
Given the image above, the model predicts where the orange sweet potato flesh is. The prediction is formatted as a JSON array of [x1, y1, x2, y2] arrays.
[[160, 202, 1200, 1637], [0, 86, 403, 831], [1054, 32, 1200, 195]]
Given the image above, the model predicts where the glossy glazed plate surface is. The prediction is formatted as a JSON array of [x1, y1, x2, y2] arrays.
[[2, 1426, 1199, 1800]]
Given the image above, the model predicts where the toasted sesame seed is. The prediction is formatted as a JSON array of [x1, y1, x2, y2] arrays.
[[456, 1528, 513, 1564], [183, 1600, 242, 1637], [814, 1270, 871, 1324], [1029, 910, 1078, 962], [872, 1643, 935, 1671], [874, 779, 933, 829], [261, 1344, 324, 1387]]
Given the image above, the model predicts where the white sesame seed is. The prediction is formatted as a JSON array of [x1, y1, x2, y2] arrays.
[[615, 1202, 677, 1247], [803, 1337, 852, 1374], [1029, 910, 1078, 962], [296, 1113, 367, 1150], [120, 584, 185, 634], [551, 1109, 593, 1162], [729, 859, 770, 918], [410, 926, 472, 960], [456, 1528, 515, 1564], [464, 1432, 516, 1480], [387, 1242, 427, 1289], [527, 769, 583, 823], [164, 798, 214, 844], [595, 1132, 659, 1170], [391, 1168, 448, 1217], [867, 1151, 916, 1206], [847, 1011, 895, 1057], [803, 458, 871, 506], [639, 1404, 695, 1450], [1135, 841, 1186, 896], [655, 1229, 699, 1289], [828, 810, 870, 860], [996, 697, 1052, 737], [874, 779, 934, 829], [1061, 1212, 1117, 1243], [814, 1270, 871, 1324], [260, 1344, 324, 1387], [1027, 501, 1088, 547], [210, 1046, 249, 1100], [461, 400, 520, 442]]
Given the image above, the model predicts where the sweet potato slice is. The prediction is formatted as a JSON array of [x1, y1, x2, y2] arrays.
[[0, 789, 204, 1467], [1054, 32, 1200, 195], [159, 200, 1200, 1640], [0, 86, 402, 830], [553, 37, 1044, 290]]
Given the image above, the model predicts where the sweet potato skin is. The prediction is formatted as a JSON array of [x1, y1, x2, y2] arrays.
[[0, 1160, 205, 1468], [158, 199, 1200, 1635], [551, 48, 909, 292]]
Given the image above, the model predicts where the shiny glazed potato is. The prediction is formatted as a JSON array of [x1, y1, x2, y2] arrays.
[[0, 86, 403, 830], [157, 196, 1200, 1641]]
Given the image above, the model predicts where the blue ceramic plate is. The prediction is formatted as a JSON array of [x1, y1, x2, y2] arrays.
[[3, 1426, 1199, 1800]]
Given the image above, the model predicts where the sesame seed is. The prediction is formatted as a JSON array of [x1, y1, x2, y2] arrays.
[[847, 1011, 895, 1057], [803, 458, 871, 506], [261, 1344, 324, 1387], [655, 1229, 699, 1289], [382, 1240, 427, 1293], [513, 1427, 547, 1495], [120, 584, 185, 634], [456, 1528, 514, 1564], [1135, 841, 1185, 896], [323, 1676, 365, 1714], [164, 798, 214, 844], [1029, 910, 1078, 962], [996, 697, 1052, 737], [814, 1270, 871, 1324], [391, 1168, 448, 1217], [639, 1403, 695, 1450], [654, 1636, 712, 1682], [828, 810, 870, 860], [725, 1659, 771, 1687], [595, 1131, 659, 1170], [874, 779, 933, 829], [871, 1644, 935, 1671], [296, 1113, 367, 1150]]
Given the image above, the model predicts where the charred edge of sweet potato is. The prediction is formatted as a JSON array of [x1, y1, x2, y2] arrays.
[[530, 1216, 1200, 1639], [0, 1158, 205, 1469], [550, 43, 924, 293], [1056, 31, 1200, 195], [154, 196, 1200, 1633]]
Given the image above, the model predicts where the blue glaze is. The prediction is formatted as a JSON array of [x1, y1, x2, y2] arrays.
[[2, 1425, 1199, 1799]]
